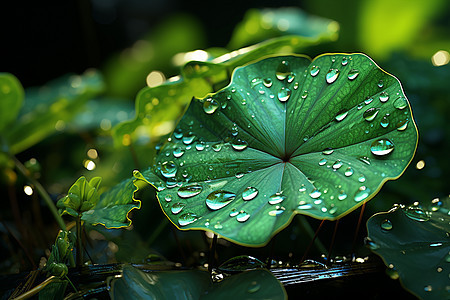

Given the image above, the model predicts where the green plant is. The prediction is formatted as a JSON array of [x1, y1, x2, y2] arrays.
[[2, 4, 449, 300]]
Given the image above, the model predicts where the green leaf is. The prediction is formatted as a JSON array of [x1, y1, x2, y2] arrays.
[[80, 171, 162, 228], [43, 230, 74, 277], [0, 73, 24, 134], [357, 0, 448, 59], [147, 53, 418, 246], [112, 77, 211, 147], [366, 199, 450, 300], [57, 176, 102, 218], [110, 265, 286, 300], [4, 70, 104, 154], [228, 7, 339, 49]]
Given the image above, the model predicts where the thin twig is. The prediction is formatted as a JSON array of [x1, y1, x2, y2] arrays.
[[300, 219, 326, 264], [326, 219, 340, 266]]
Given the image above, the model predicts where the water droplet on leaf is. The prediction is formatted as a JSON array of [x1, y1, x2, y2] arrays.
[[236, 211, 250, 222], [332, 160, 343, 169], [335, 110, 348, 121], [348, 69, 359, 80], [381, 219, 392, 231], [276, 61, 290, 81], [341, 57, 348, 66], [380, 115, 389, 128], [269, 192, 286, 205], [242, 187, 258, 201], [370, 139, 394, 156], [178, 212, 198, 226], [309, 188, 322, 199], [354, 186, 370, 202], [404, 206, 430, 222], [173, 147, 185, 158], [263, 78, 272, 87], [310, 65, 320, 77], [203, 98, 220, 114], [322, 148, 334, 155], [171, 202, 185, 214], [396, 119, 408, 131], [278, 87, 291, 102], [206, 190, 236, 210], [231, 139, 248, 151], [345, 167, 354, 177], [379, 92, 389, 102], [177, 184, 202, 198], [363, 108, 380, 121], [319, 158, 327, 166], [393, 97, 407, 110], [161, 161, 177, 178], [326, 69, 340, 84]]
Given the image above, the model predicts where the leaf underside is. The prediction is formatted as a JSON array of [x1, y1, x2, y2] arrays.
[[367, 200, 450, 300], [144, 53, 418, 246]]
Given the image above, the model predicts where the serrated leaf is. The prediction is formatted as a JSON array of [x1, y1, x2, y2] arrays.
[[80, 170, 163, 228], [110, 265, 286, 300], [4, 70, 104, 154], [367, 199, 450, 300], [228, 7, 339, 49], [147, 53, 417, 246], [0, 73, 24, 134]]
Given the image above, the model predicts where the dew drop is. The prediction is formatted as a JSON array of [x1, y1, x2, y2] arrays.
[[404, 206, 430, 222], [195, 141, 205, 151], [177, 184, 202, 198], [263, 78, 273, 88], [344, 167, 354, 177], [341, 57, 348, 66], [293, 82, 299, 90], [278, 87, 291, 102], [212, 142, 222, 152], [326, 69, 340, 84], [171, 202, 185, 214], [269, 207, 285, 216], [301, 90, 308, 99], [309, 188, 322, 199], [363, 108, 380, 121], [269, 192, 286, 205], [182, 132, 195, 145], [297, 202, 312, 210], [310, 65, 320, 77], [178, 212, 198, 226], [358, 157, 371, 165], [299, 185, 306, 192], [173, 147, 185, 158], [370, 139, 395, 156], [335, 110, 348, 122], [379, 92, 389, 102], [231, 139, 248, 151], [161, 161, 177, 178], [276, 61, 290, 81], [377, 80, 384, 88], [338, 191, 347, 200], [354, 186, 370, 202], [287, 72, 295, 83], [242, 187, 258, 201], [165, 194, 172, 202], [203, 98, 220, 114], [380, 115, 389, 128], [424, 285, 432, 292], [393, 97, 407, 110], [348, 69, 359, 80], [236, 211, 250, 222], [250, 77, 262, 88], [174, 129, 183, 139], [381, 219, 392, 231], [229, 209, 239, 217], [358, 175, 366, 183], [332, 160, 343, 170], [322, 148, 334, 155], [364, 97, 373, 105], [319, 158, 327, 166], [206, 190, 236, 210], [396, 119, 408, 131]]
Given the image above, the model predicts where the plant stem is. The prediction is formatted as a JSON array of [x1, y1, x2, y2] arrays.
[[298, 216, 327, 255], [11, 276, 57, 300], [12, 156, 67, 231], [208, 234, 218, 273], [76, 216, 83, 268]]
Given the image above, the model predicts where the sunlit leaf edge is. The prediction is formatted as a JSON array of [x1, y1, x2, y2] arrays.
[[147, 52, 419, 247]]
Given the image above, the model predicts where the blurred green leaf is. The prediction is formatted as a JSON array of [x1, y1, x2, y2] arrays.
[[228, 7, 339, 49], [367, 199, 450, 300], [110, 264, 286, 300], [357, 0, 448, 59], [4, 70, 105, 154], [103, 14, 206, 99], [143, 54, 418, 246], [112, 77, 211, 147], [0, 73, 24, 134]]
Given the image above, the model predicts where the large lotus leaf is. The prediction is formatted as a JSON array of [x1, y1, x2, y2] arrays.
[[110, 264, 286, 300], [228, 7, 339, 50], [112, 77, 211, 147], [0, 73, 24, 133], [81, 171, 160, 228], [366, 199, 450, 300], [4, 70, 104, 154], [140, 54, 418, 246]]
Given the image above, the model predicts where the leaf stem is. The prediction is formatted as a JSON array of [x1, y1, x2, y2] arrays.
[[76, 216, 83, 267]]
